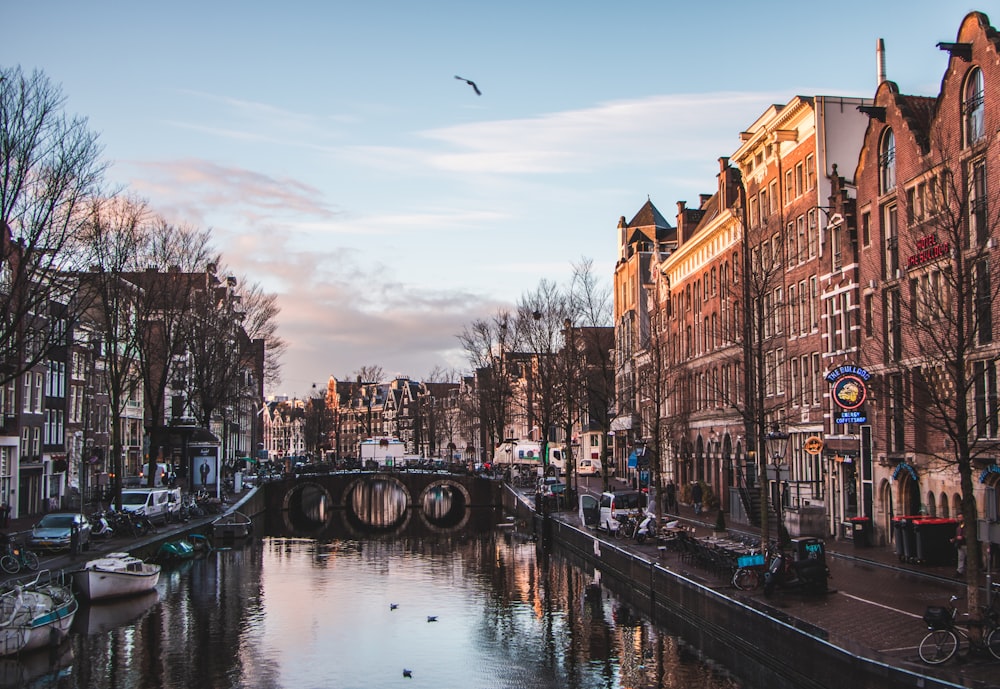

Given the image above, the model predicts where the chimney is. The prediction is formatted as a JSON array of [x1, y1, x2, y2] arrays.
[[876, 38, 886, 86]]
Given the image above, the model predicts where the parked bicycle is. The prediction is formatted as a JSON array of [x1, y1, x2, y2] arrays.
[[731, 546, 768, 591], [0, 541, 41, 575], [918, 595, 1000, 664]]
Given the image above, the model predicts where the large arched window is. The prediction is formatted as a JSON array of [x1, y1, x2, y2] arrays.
[[879, 129, 896, 194], [964, 67, 985, 147]]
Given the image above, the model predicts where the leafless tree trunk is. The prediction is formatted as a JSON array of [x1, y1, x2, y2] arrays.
[[0, 65, 106, 384]]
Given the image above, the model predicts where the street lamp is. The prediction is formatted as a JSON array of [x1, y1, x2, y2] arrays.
[[766, 424, 791, 545]]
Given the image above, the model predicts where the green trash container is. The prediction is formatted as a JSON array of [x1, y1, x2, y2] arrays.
[[913, 518, 958, 566], [848, 516, 872, 547]]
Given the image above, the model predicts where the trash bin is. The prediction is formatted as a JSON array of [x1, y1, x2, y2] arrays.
[[913, 518, 958, 565], [899, 517, 918, 563], [892, 517, 906, 562], [847, 516, 872, 547], [791, 537, 826, 565]]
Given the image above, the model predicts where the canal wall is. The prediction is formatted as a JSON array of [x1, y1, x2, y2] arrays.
[[501, 488, 958, 689]]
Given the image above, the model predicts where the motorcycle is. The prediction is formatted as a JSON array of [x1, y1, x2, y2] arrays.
[[762, 544, 829, 595]]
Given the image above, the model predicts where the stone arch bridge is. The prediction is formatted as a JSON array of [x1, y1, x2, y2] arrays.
[[261, 470, 504, 536]]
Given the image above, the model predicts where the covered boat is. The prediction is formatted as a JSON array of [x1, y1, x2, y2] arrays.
[[72, 553, 161, 601], [210, 511, 252, 542], [0, 572, 77, 656]]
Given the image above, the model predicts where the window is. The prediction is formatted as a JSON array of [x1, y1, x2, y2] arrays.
[[811, 352, 821, 405], [808, 209, 818, 258], [769, 180, 778, 214], [975, 360, 999, 438], [831, 222, 843, 271], [785, 170, 794, 203], [800, 355, 809, 407], [789, 284, 798, 335], [880, 129, 896, 194], [790, 357, 799, 406], [795, 162, 804, 197], [864, 292, 874, 337], [884, 204, 898, 278], [861, 211, 871, 248], [809, 277, 819, 330], [888, 373, 905, 452], [796, 216, 806, 263], [805, 154, 815, 191], [964, 67, 985, 147], [977, 259, 993, 345], [969, 158, 988, 247], [887, 288, 902, 362]]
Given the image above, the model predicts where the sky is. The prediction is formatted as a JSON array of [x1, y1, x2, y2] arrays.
[[2, 1, 990, 397]]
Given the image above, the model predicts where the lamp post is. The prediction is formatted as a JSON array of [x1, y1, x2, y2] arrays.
[[766, 424, 791, 545]]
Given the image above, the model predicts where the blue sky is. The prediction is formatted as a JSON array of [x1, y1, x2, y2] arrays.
[[2, 1, 987, 396]]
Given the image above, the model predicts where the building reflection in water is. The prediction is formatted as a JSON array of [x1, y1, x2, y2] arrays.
[[38, 513, 741, 689]]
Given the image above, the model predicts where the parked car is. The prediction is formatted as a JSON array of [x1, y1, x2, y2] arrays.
[[29, 512, 92, 551]]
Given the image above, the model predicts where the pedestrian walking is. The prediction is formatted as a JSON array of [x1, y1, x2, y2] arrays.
[[665, 480, 676, 513], [952, 513, 967, 576], [691, 481, 703, 516]]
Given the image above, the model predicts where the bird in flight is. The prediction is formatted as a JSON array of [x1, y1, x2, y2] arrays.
[[427, 615, 438, 622], [454, 75, 481, 96]]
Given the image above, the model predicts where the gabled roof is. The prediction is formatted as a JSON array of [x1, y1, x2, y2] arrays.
[[627, 199, 671, 230]]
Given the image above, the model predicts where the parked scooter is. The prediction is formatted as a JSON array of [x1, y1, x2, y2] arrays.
[[762, 541, 830, 595], [88, 510, 114, 539], [635, 514, 655, 544]]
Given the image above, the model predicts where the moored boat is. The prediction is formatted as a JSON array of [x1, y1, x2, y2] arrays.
[[0, 572, 77, 656], [210, 511, 252, 541], [72, 553, 161, 601]]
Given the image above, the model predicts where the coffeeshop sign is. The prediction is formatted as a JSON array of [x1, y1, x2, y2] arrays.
[[825, 365, 870, 425]]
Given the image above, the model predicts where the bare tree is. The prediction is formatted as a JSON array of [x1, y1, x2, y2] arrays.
[[239, 279, 285, 390], [0, 65, 106, 383], [567, 258, 615, 491], [125, 220, 216, 486], [515, 280, 569, 479], [458, 310, 516, 460], [353, 365, 384, 438], [861, 156, 1000, 618], [75, 195, 151, 510]]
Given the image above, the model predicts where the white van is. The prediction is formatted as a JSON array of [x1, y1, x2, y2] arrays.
[[579, 490, 646, 532], [119, 487, 181, 523]]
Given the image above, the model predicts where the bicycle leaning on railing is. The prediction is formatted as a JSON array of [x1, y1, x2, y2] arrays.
[[918, 594, 1000, 664]]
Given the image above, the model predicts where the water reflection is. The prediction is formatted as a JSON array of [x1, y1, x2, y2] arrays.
[[17, 515, 742, 689], [348, 477, 408, 527]]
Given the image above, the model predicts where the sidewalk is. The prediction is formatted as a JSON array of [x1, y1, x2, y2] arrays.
[[563, 475, 998, 687]]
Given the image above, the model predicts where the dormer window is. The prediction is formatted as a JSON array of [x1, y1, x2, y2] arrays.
[[964, 67, 985, 147]]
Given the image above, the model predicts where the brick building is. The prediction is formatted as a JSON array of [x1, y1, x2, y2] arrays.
[[854, 11, 1000, 546]]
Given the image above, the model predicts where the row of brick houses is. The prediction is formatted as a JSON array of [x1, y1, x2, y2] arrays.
[[0, 245, 265, 521], [609, 11, 1000, 548]]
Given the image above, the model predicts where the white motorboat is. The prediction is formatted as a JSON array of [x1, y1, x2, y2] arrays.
[[0, 573, 77, 656], [72, 553, 161, 601], [210, 511, 252, 542]]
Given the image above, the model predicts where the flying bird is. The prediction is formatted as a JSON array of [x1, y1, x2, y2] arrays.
[[403, 669, 412, 678], [390, 603, 398, 610], [454, 75, 481, 96], [427, 615, 438, 622]]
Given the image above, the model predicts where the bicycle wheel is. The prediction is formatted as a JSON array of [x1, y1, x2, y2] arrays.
[[919, 629, 958, 664], [0, 554, 19, 575], [986, 626, 1000, 661], [22, 550, 39, 571], [733, 567, 760, 591]]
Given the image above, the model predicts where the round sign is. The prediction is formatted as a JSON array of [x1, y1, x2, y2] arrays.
[[804, 436, 824, 455], [832, 374, 868, 410]]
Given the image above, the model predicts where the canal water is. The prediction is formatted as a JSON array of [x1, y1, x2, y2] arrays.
[[6, 509, 743, 689]]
